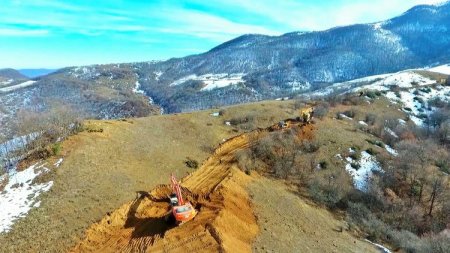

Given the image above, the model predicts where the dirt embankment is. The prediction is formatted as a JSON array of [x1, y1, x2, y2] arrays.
[[71, 121, 314, 253]]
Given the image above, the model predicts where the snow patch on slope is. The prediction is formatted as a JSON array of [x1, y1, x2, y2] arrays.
[[345, 70, 450, 127], [169, 73, 245, 91], [0, 81, 37, 93], [0, 162, 53, 233], [0, 79, 14, 86], [154, 71, 163, 81], [354, 71, 435, 91], [387, 86, 450, 126], [132, 81, 144, 94], [345, 151, 383, 192], [428, 64, 450, 75], [365, 239, 392, 253]]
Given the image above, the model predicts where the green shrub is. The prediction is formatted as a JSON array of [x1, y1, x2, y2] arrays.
[[349, 152, 360, 161], [301, 140, 320, 153], [366, 148, 377, 155], [319, 161, 328, 169], [367, 139, 385, 148], [350, 162, 360, 170], [52, 143, 62, 155], [365, 113, 377, 125], [307, 180, 341, 208], [366, 90, 377, 99], [314, 103, 329, 119], [184, 157, 199, 169], [436, 160, 449, 174]]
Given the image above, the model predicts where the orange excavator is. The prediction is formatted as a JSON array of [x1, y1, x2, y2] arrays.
[[167, 174, 197, 224]]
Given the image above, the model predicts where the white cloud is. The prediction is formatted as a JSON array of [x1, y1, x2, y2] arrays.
[[0, 28, 48, 37], [196, 0, 449, 31], [155, 9, 280, 41]]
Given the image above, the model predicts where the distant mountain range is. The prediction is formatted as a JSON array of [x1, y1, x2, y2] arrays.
[[0, 69, 28, 80], [132, 1, 450, 112], [18, 69, 57, 78], [1, 1, 450, 138]]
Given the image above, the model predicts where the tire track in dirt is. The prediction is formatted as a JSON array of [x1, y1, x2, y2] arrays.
[[71, 120, 314, 253]]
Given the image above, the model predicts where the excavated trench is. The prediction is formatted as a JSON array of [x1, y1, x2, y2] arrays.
[[71, 120, 315, 253]]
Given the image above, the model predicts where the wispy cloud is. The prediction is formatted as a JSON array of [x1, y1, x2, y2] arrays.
[[193, 0, 448, 31], [0, 28, 48, 36], [155, 9, 280, 41]]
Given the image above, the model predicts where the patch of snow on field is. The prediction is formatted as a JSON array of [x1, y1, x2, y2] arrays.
[[154, 71, 163, 81], [132, 79, 155, 105], [365, 239, 392, 253], [54, 158, 63, 167], [169, 74, 198, 86], [359, 121, 368, 126], [0, 81, 37, 93], [288, 80, 311, 91], [428, 64, 450, 75], [384, 127, 398, 138], [339, 114, 353, 120], [385, 145, 398, 156], [0, 163, 53, 233], [384, 86, 450, 126], [345, 151, 383, 191], [169, 73, 245, 90], [0, 79, 13, 86], [348, 70, 450, 127], [132, 81, 144, 94], [200, 73, 245, 91], [354, 71, 435, 91], [347, 73, 391, 84]]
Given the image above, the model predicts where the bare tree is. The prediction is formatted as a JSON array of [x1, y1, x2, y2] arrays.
[[427, 173, 448, 216]]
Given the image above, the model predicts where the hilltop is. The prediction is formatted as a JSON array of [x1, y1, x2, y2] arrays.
[[2, 75, 448, 252]]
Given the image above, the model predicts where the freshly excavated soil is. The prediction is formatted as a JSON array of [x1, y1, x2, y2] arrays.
[[71, 120, 314, 253]]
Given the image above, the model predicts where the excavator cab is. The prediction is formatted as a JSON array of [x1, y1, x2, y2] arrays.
[[172, 202, 196, 223], [169, 193, 179, 206]]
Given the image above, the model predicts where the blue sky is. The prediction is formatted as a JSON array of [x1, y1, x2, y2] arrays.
[[0, 0, 445, 69]]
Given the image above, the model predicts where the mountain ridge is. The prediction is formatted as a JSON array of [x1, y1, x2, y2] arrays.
[[0, 2, 450, 139]]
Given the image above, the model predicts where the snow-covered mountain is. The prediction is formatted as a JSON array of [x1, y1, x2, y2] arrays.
[[1, 1, 450, 138], [132, 1, 450, 112]]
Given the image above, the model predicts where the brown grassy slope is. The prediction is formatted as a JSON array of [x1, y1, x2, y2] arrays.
[[0, 100, 295, 253], [250, 177, 379, 253]]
